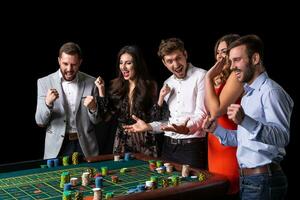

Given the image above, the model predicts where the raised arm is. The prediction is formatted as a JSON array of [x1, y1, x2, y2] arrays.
[[205, 60, 243, 118]]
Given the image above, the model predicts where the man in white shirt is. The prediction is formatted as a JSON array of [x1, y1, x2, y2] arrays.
[[35, 42, 101, 159], [124, 38, 207, 169]]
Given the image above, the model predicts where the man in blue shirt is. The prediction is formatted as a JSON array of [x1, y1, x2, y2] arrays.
[[203, 34, 294, 200]]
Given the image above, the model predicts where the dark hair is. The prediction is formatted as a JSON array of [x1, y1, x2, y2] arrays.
[[214, 34, 240, 57], [109, 45, 156, 118], [59, 42, 82, 59], [157, 38, 185, 59], [214, 34, 240, 85], [228, 34, 264, 61]]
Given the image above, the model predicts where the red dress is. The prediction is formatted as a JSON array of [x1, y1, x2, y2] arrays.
[[208, 83, 240, 195]]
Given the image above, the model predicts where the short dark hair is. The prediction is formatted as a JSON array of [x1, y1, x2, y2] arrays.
[[59, 42, 82, 59], [228, 34, 264, 61], [157, 38, 185, 59]]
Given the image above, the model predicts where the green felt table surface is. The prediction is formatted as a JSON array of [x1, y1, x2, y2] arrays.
[[0, 154, 229, 200]]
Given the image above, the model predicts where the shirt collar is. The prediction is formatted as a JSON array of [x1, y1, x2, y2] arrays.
[[243, 72, 268, 95]]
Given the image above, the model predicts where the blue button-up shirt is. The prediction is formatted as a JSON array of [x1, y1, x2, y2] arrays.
[[214, 72, 294, 168]]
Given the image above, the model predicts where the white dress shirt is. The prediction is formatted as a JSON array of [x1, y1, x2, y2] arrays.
[[150, 63, 207, 139], [59, 71, 78, 133]]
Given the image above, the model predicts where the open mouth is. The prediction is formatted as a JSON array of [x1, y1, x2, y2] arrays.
[[64, 72, 74, 80], [174, 67, 183, 73], [174, 66, 185, 77], [122, 71, 130, 78]]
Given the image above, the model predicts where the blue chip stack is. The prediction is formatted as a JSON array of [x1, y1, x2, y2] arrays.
[[54, 158, 59, 167], [64, 183, 72, 191], [47, 159, 54, 168], [124, 152, 131, 161], [136, 184, 146, 192], [95, 176, 103, 188]]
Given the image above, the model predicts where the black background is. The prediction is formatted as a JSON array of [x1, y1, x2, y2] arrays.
[[1, 3, 298, 199]]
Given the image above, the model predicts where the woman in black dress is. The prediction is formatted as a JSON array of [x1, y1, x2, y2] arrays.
[[95, 45, 169, 157]]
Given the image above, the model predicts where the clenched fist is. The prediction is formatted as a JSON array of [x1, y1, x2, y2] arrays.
[[158, 84, 171, 106], [45, 89, 59, 107], [84, 96, 97, 112], [95, 76, 105, 97]]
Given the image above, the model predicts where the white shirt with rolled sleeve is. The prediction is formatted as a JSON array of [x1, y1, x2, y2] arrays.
[[150, 63, 207, 139]]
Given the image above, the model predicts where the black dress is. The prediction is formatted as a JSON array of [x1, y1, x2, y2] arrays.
[[98, 95, 169, 157]]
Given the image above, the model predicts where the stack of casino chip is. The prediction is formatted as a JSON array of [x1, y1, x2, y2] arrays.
[[164, 163, 173, 173], [62, 191, 72, 200], [198, 172, 206, 182], [63, 156, 69, 166], [70, 177, 78, 186], [120, 167, 128, 174], [47, 159, 54, 168], [64, 183, 72, 191], [81, 172, 90, 186], [92, 188, 102, 200], [150, 176, 158, 189], [54, 158, 59, 167], [72, 152, 79, 165], [145, 180, 154, 190], [95, 176, 103, 188], [148, 160, 156, 171], [171, 175, 180, 186], [105, 192, 114, 199], [86, 168, 95, 178], [111, 175, 118, 183], [74, 191, 83, 200], [114, 154, 120, 161], [60, 172, 70, 188], [156, 160, 163, 167], [162, 178, 169, 187], [101, 167, 108, 176], [181, 164, 190, 177], [156, 166, 166, 174], [124, 152, 131, 161]]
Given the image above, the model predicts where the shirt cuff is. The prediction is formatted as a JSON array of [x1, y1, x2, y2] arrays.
[[214, 125, 227, 141], [149, 121, 162, 133], [240, 115, 260, 139]]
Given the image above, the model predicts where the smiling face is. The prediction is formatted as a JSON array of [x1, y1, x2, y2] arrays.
[[162, 49, 188, 79], [216, 41, 228, 61], [229, 45, 257, 84], [58, 52, 81, 81], [119, 53, 135, 81]]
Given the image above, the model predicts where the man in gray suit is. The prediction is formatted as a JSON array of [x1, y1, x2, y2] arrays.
[[35, 42, 100, 159]]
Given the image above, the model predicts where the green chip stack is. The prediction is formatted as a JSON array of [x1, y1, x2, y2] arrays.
[[171, 175, 179, 186], [156, 160, 162, 167], [105, 192, 114, 199], [60, 172, 70, 188], [63, 156, 69, 166], [62, 191, 71, 200]]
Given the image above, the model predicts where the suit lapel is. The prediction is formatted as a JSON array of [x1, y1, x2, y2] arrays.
[[75, 72, 85, 115], [52, 70, 66, 113]]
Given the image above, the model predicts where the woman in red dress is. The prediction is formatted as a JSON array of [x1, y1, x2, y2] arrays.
[[205, 34, 243, 198]]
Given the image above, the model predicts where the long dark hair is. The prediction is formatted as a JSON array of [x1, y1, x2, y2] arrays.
[[109, 45, 156, 118], [214, 34, 240, 85]]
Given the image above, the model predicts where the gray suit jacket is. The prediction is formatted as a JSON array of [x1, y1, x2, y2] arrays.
[[35, 70, 100, 159]]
